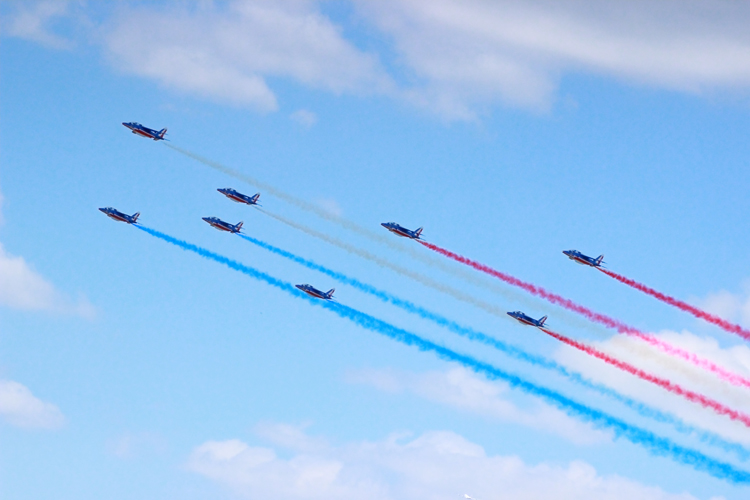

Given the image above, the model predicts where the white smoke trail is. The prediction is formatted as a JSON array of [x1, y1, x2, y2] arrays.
[[165, 142, 604, 334]]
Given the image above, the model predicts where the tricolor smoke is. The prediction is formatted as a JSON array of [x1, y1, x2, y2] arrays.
[[601, 268, 750, 342], [257, 208, 511, 318], [541, 327, 750, 428], [166, 142, 606, 334], [237, 232, 750, 460], [134, 224, 750, 483], [419, 240, 750, 390]]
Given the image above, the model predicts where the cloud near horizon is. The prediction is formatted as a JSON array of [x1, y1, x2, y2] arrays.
[[188, 424, 702, 500], [347, 366, 611, 446]]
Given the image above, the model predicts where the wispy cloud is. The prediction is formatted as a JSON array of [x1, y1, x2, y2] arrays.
[[0, 380, 65, 429], [9, 1, 750, 119], [291, 109, 318, 127], [0, 242, 95, 318], [188, 426, 699, 500], [357, 0, 750, 118], [2, 0, 75, 50], [347, 366, 610, 445], [103, 1, 393, 111]]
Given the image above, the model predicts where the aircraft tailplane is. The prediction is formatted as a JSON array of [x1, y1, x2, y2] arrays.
[[539, 315, 547, 326], [326, 288, 335, 298], [158, 128, 167, 139], [596, 255, 604, 265], [236, 221, 244, 232], [415, 227, 423, 237], [132, 212, 140, 223]]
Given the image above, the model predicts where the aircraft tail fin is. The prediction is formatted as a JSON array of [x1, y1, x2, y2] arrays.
[[415, 227, 423, 238], [326, 288, 335, 299], [539, 315, 547, 326], [236, 221, 244, 232], [251, 193, 260, 203], [132, 212, 140, 223], [158, 128, 167, 139], [596, 255, 604, 265]]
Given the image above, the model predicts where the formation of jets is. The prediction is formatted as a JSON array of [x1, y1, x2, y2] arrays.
[[381, 222, 423, 239], [202, 217, 244, 233], [99, 207, 140, 224], [107, 122, 609, 325], [563, 249, 604, 268], [507, 311, 548, 329], [122, 122, 168, 141], [295, 284, 335, 300]]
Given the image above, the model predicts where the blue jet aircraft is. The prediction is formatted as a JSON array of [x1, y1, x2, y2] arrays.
[[202, 217, 243, 233], [381, 222, 423, 239], [122, 122, 168, 141], [507, 311, 548, 329], [99, 207, 140, 224], [563, 250, 604, 268], [217, 188, 260, 206], [295, 284, 335, 300]]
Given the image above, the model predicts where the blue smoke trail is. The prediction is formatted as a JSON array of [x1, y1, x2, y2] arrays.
[[135, 224, 750, 484], [236, 233, 750, 462]]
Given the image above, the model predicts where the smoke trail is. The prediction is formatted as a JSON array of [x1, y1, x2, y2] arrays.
[[164, 142, 602, 331], [237, 232, 750, 461], [257, 208, 511, 319], [541, 327, 750, 428], [419, 240, 750, 390], [601, 268, 750, 342], [134, 224, 750, 483]]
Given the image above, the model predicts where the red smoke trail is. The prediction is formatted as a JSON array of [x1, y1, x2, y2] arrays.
[[541, 327, 750, 428], [418, 240, 750, 389], [600, 268, 750, 342]]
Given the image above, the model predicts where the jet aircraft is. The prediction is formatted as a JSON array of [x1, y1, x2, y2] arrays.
[[295, 284, 335, 300], [99, 207, 140, 224], [563, 250, 604, 268], [507, 311, 548, 329], [381, 222, 423, 239], [202, 217, 243, 233], [122, 122, 168, 141], [217, 188, 260, 206]]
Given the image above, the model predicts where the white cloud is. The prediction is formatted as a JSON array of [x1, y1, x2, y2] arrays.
[[188, 427, 699, 500], [358, 0, 750, 118], [0, 380, 65, 429], [2, 0, 75, 50], [315, 198, 343, 218], [108, 431, 168, 459], [554, 330, 750, 446], [0, 242, 95, 318], [104, 0, 392, 111], [291, 109, 318, 127], [700, 283, 750, 330], [12, 1, 750, 119], [347, 367, 610, 445]]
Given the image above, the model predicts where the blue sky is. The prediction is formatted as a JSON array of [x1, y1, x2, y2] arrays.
[[3, 1, 750, 499]]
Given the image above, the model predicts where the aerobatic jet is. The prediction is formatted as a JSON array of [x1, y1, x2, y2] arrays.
[[507, 311, 548, 329], [295, 284, 335, 300], [381, 222, 423, 239], [563, 250, 604, 268], [202, 217, 243, 233], [99, 207, 140, 224], [217, 188, 260, 206], [122, 122, 168, 141]]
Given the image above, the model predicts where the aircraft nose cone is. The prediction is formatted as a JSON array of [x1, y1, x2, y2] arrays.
[[98, 208, 106, 213]]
